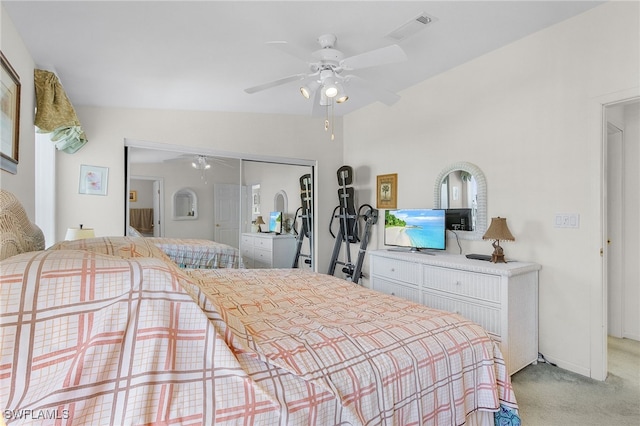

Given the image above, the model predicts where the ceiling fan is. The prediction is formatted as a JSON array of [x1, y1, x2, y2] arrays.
[[164, 154, 233, 168], [244, 34, 408, 109], [164, 154, 234, 183]]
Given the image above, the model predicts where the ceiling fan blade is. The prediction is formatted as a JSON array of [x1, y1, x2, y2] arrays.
[[340, 44, 407, 71], [164, 154, 236, 169], [244, 73, 307, 94], [267, 41, 311, 63], [345, 75, 401, 106]]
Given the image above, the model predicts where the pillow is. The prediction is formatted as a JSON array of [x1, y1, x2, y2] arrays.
[[0, 190, 46, 260], [49, 236, 174, 264], [128, 226, 143, 237]]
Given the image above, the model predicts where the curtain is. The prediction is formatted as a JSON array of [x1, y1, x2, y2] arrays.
[[129, 208, 154, 234], [34, 69, 88, 154]]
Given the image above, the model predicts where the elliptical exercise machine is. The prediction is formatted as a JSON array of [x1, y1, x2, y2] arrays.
[[292, 173, 313, 269], [327, 166, 378, 284]]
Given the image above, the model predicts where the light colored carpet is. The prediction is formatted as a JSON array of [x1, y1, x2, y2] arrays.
[[511, 336, 640, 425]]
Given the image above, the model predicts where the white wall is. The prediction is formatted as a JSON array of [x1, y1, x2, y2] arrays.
[[129, 179, 154, 209], [344, 2, 639, 377], [56, 106, 344, 271], [0, 5, 36, 216]]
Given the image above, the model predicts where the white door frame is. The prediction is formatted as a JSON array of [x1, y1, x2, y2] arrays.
[[590, 87, 639, 381]]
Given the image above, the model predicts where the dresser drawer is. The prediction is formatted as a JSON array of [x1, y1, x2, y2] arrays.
[[253, 248, 273, 263], [254, 237, 272, 249], [422, 291, 501, 337], [371, 277, 420, 303], [423, 266, 500, 303], [241, 235, 255, 246], [371, 256, 421, 285]]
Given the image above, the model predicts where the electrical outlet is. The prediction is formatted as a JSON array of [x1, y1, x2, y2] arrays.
[[555, 213, 580, 228]]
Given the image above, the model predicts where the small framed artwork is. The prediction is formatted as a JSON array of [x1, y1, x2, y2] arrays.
[[129, 190, 137, 202], [376, 173, 398, 209], [1, 51, 21, 174], [79, 165, 109, 196]]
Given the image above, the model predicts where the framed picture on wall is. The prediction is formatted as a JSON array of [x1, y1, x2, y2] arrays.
[[1, 51, 21, 174], [79, 164, 109, 196], [129, 190, 137, 202], [376, 173, 397, 209]]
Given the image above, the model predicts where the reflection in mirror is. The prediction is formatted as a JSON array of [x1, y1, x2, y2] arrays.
[[173, 188, 198, 220], [126, 143, 315, 269], [242, 161, 313, 268], [274, 190, 287, 212], [251, 184, 261, 215], [274, 190, 289, 233], [434, 162, 487, 240], [440, 172, 477, 230], [129, 176, 163, 237]]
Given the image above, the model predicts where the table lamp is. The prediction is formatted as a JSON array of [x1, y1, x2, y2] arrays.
[[65, 224, 95, 240], [254, 216, 265, 233], [482, 217, 514, 263]]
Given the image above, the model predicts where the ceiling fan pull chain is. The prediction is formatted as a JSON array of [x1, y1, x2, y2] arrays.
[[331, 101, 335, 141], [325, 104, 329, 131]]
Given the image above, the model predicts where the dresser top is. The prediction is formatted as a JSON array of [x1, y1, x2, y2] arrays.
[[369, 249, 541, 276], [243, 232, 295, 240]]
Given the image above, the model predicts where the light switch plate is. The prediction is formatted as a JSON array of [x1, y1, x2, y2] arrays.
[[555, 213, 580, 228]]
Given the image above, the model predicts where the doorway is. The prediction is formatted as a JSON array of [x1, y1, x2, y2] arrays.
[[129, 176, 164, 237], [604, 98, 640, 377]]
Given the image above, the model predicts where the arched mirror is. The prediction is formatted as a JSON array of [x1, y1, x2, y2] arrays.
[[274, 190, 287, 213], [173, 188, 198, 220], [274, 190, 290, 233], [434, 162, 487, 240]]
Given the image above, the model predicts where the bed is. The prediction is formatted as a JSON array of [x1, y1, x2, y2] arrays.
[[54, 233, 245, 269], [0, 189, 520, 425]]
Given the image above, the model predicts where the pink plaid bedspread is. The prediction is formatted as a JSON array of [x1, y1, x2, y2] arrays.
[[1, 248, 517, 425], [146, 237, 244, 269], [186, 268, 519, 425], [50, 236, 244, 269]]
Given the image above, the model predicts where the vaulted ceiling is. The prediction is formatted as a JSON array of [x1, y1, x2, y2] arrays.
[[4, 1, 603, 117]]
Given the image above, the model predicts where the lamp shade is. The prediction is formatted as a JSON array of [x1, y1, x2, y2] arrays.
[[254, 215, 265, 233], [483, 217, 514, 241], [65, 225, 95, 240]]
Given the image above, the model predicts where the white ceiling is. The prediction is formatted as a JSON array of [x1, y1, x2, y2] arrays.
[[4, 1, 604, 117]]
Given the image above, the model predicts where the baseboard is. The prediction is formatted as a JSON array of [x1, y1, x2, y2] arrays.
[[538, 355, 591, 379]]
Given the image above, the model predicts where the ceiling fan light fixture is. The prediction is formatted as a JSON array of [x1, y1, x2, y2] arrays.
[[324, 82, 338, 98], [300, 79, 320, 99], [335, 82, 348, 103], [192, 156, 211, 170]]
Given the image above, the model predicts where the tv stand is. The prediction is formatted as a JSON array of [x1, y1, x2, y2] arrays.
[[388, 247, 436, 255], [412, 247, 437, 256]]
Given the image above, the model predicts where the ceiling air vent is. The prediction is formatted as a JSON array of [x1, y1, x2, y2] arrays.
[[386, 13, 435, 42]]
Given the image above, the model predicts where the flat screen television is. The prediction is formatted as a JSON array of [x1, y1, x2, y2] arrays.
[[268, 211, 283, 234], [384, 209, 446, 252], [445, 208, 473, 231]]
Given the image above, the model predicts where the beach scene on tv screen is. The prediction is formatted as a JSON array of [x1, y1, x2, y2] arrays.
[[385, 210, 445, 249]]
